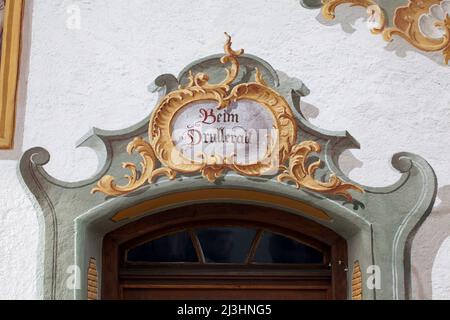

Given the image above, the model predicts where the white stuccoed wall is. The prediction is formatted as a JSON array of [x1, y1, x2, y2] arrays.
[[0, 0, 449, 299]]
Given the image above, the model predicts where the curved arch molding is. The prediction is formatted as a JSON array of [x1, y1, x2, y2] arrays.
[[301, 0, 450, 64], [18, 34, 437, 300]]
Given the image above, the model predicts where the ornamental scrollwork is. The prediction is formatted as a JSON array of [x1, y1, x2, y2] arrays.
[[320, 0, 450, 64], [278, 141, 363, 202], [148, 33, 297, 180], [321, 0, 386, 34], [91, 137, 176, 196], [92, 34, 363, 201]]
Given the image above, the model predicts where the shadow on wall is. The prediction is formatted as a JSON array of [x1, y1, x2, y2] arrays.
[[314, 4, 364, 34], [339, 149, 363, 177], [313, 5, 445, 66], [411, 185, 450, 299], [277, 69, 364, 178]]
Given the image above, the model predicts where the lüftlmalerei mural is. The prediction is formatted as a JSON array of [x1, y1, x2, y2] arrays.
[[0, 1, 449, 306]]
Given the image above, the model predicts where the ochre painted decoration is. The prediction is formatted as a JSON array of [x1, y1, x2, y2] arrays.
[[0, 0, 24, 149], [92, 34, 363, 201], [87, 258, 98, 300], [148, 34, 296, 183], [321, 0, 450, 64], [278, 141, 363, 200], [322, 0, 386, 34], [352, 260, 363, 300], [92, 136, 176, 197], [110, 189, 332, 222]]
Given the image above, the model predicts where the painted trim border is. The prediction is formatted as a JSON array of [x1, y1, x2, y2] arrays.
[[0, 0, 24, 149], [111, 188, 331, 222]]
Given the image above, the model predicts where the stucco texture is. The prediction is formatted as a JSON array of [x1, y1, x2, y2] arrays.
[[0, 0, 449, 299]]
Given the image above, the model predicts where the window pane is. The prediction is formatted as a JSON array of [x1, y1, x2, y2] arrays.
[[127, 231, 198, 263], [196, 227, 256, 263], [254, 232, 323, 264]]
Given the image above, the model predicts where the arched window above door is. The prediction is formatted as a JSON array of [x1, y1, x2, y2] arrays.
[[126, 226, 325, 265]]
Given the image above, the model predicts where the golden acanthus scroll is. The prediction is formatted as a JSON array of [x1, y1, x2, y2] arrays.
[[92, 34, 363, 201], [321, 0, 450, 64]]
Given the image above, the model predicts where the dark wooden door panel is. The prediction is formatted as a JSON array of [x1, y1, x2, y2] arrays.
[[121, 286, 331, 300]]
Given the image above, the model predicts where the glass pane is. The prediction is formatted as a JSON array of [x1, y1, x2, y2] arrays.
[[127, 231, 198, 263], [196, 227, 256, 263], [254, 232, 323, 264]]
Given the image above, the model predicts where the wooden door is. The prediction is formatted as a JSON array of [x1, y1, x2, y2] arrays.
[[102, 204, 348, 300]]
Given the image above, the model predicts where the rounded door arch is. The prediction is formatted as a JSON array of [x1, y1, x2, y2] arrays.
[[102, 203, 348, 300]]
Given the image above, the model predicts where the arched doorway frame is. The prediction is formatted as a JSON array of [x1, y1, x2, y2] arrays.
[[74, 183, 373, 301], [102, 203, 348, 300]]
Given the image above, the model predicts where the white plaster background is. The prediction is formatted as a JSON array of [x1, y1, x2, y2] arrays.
[[0, 0, 449, 299]]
